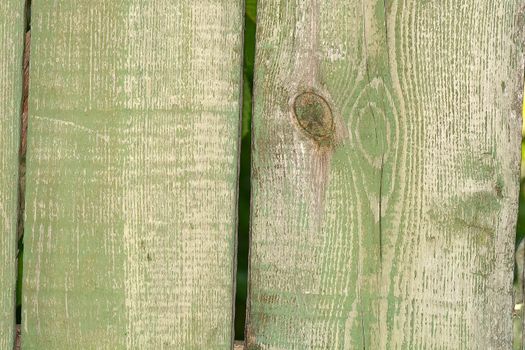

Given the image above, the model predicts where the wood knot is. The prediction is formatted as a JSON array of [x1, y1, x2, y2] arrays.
[[292, 92, 333, 140]]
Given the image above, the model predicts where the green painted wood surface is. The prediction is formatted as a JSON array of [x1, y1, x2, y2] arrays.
[[247, 0, 525, 348], [0, 1, 25, 348], [22, 1, 243, 349]]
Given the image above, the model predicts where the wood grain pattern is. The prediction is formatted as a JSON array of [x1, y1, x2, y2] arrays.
[[247, 0, 525, 348], [22, 1, 243, 349], [0, 1, 25, 348]]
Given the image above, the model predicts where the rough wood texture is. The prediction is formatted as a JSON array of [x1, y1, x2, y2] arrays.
[[0, 1, 25, 348], [247, 0, 525, 348], [22, 1, 243, 349]]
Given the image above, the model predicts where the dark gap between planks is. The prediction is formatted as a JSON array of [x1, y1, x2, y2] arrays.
[[234, 0, 257, 342], [15, 1, 31, 349]]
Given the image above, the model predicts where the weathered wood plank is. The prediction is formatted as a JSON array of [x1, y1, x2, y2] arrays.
[[0, 1, 25, 348], [247, 0, 525, 348], [22, 1, 243, 349]]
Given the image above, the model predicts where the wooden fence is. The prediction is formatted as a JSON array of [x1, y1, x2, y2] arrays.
[[1, 0, 525, 349]]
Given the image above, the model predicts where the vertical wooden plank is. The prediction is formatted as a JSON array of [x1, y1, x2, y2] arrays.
[[0, 1, 25, 348], [247, 0, 524, 348], [22, 1, 243, 349]]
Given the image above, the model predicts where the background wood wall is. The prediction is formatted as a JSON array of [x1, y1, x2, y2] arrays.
[[0, 0, 524, 349]]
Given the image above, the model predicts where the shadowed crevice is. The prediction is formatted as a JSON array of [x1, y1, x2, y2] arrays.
[[14, 1, 31, 349], [234, 0, 257, 342]]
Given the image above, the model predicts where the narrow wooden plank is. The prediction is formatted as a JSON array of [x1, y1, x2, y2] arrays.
[[247, 0, 525, 348], [22, 1, 243, 349], [0, 1, 25, 348]]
